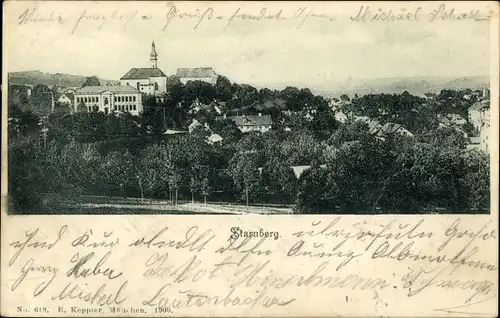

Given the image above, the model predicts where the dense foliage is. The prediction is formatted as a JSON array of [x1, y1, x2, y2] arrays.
[[7, 81, 490, 214]]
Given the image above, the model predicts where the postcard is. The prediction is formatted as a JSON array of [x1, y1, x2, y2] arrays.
[[1, 1, 498, 317]]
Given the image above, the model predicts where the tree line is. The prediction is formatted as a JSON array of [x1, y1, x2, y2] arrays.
[[8, 111, 489, 214]]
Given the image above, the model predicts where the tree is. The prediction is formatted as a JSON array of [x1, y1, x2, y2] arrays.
[[295, 165, 331, 213], [215, 76, 233, 101], [100, 150, 136, 197], [260, 158, 297, 203], [228, 151, 263, 204], [340, 94, 350, 102], [200, 177, 211, 204], [82, 76, 101, 87], [189, 177, 198, 203], [77, 100, 87, 113], [184, 80, 216, 105]]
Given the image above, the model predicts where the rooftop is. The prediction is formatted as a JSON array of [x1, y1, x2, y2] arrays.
[[225, 115, 273, 127], [121, 68, 167, 80], [75, 85, 140, 94], [469, 100, 490, 111], [176, 67, 217, 78]]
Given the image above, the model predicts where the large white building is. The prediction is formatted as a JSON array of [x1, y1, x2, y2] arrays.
[[120, 41, 167, 94], [176, 67, 218, 85], [74, 85, 143, 116], [468, 100, 490, 130]]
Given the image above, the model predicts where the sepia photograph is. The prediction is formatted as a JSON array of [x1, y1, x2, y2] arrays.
[[5, 1, 493, 216], [1, 2, 498, 318]]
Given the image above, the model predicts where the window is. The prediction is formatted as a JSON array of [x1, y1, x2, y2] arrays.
[[133, 104, 136, 111], [104, 97, 109, 105], [133, 96, 136, 102]]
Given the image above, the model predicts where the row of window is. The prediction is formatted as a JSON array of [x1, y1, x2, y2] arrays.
[[114, 96, 137, 102], [76, 95, 138, 103], [115, 104, 137, 112], [86, 104, 138, 112], [78, 96, 99, 103]]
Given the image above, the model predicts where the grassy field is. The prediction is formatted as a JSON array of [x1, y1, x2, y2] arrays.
[[30, 194, 294, 215]]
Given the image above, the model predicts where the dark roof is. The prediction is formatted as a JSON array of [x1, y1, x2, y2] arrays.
[[176, 67, 216, 78], [226, 115, 273, 127], [75, 85, 140, 94], [377, 123, 404, 136], [121, 68, 167, 80]]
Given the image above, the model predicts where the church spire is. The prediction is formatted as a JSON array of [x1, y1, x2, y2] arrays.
[[150, 41, 158, 68]]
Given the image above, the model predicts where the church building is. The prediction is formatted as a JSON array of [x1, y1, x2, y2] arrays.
[[120, 41, 168, 94]]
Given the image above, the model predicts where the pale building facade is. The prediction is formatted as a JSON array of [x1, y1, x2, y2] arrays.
[[120, 41, 168, 94], [57, 93, 73, 105], [74, 85, 143, 116]]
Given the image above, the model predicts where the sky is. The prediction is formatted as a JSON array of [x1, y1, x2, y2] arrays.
[[4, 1, 494, 90]]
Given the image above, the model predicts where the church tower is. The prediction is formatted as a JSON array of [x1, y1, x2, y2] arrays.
[[150, 41, 158, 69]]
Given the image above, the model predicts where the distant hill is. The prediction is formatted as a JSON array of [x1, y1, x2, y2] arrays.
[[8, 71, 119, 88], [311, 75, 490, 98]]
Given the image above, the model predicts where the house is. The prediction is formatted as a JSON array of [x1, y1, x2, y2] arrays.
[[74, 85, 143, 115], [479, 113, 490, 153], [176, 67, 218, 85], [57, 93, 73, 106], [466, 137, 481, 151], [334, 110, 348, 123], [207, 133, 223, 145], [422, 93, 437, 100], [120, 41, 168, 94], [222, 114, 273, 133], [437, 113, 467, 127], [376, 123, 414, 139], [188, 99, 214, 114], [448, 113, 467, 125], [367, 120, 383, 135], [188, 118, 203, 133], [468, 100, 490, 130]]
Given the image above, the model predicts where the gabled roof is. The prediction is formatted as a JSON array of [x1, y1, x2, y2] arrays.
[[75, 85, 140, 94], [121, 68, 167, 80], [377, 123, 412, 136], [176, 67, 216, 78], [226, 115, 273, 127]]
